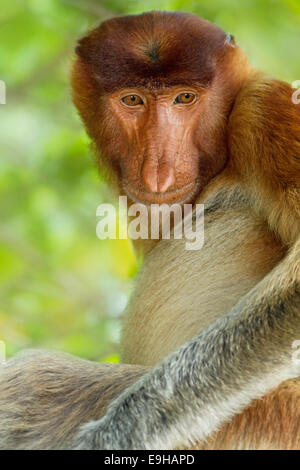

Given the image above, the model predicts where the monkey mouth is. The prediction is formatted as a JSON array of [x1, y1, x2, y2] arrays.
[[123, 180, 201, 206]]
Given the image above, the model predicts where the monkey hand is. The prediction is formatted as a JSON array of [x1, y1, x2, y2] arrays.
[[67, 417, 118, 450], [67, 396, 167, 450], [67, 393, 175, 450]]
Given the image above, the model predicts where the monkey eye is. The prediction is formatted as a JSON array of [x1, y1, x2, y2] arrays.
[[173, 93, 196, 104], [121, 95, 144, 106]]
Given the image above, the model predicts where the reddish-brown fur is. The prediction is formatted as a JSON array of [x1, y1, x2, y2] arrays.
[[228, 72, 300, 245], [75, 12, 229, 91], [199, 378, 300, 450]]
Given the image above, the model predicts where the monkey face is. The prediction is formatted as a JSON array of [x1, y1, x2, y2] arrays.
[[105, 85, 209, 204], [72, 11, 250, 205]]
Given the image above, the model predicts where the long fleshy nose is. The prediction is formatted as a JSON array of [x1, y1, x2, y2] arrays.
[[142, 157, 176, 193]]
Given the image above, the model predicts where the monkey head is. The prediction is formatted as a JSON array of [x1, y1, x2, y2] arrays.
[[72, 11, 250, 205]]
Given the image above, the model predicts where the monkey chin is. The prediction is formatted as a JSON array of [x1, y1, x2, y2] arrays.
[[123, 180, 201, 206]]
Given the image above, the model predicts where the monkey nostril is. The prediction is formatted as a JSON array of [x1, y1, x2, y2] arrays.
[[142, 159, 175, 194], [142, 162, 158, 193], [158, 166, 176, 193]]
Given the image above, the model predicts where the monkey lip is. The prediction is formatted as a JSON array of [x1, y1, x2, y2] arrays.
[[123, 180, 201, 206]]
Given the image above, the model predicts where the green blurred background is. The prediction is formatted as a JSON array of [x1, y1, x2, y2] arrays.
[[1, 0, 300, 361]]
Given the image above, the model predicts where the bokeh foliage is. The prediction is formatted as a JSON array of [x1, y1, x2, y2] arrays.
[[0, 0, 300, 361]]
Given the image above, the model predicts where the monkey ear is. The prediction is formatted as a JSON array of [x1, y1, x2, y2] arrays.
[[225, 33, 236, 48], [74, 39, 85, 58], [75, 44, 82, 56], [74, 36, 101, 67], [74, 37, 91, 61]]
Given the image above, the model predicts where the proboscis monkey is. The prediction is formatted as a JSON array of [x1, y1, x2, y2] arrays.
[[0, 11, 299, 450]]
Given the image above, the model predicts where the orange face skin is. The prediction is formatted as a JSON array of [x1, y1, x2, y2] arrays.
[[108, 86, 207, 204]]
